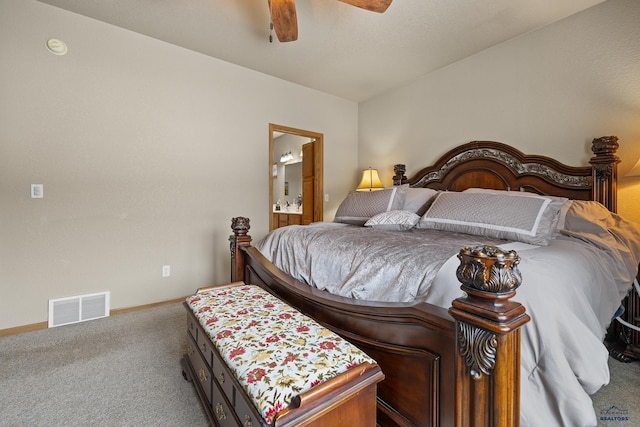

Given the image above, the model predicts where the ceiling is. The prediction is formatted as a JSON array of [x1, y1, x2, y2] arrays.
[[36, 0, 605, 102]]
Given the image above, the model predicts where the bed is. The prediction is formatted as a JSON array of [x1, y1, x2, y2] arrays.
[[228, 137, 640, 427]]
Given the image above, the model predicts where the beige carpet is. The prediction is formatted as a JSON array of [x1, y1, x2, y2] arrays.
[[592, 356, 640, 427], [0, 302, 208, 427], [1, 301, 638, 426]]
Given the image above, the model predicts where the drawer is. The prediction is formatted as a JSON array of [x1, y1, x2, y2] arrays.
[[211, 376, 240, 427], [186, 312, 197, 341], [196, 328, 214, 368], [212, 347, 235, 404], [234, 390, 262, 427], [187, 334, 213, 405]]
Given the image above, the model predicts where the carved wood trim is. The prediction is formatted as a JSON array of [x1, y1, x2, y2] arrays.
[[230, 217, 252, 283], [589, 136, 620, 213], [449, 245, 530, 427], [394, 137, 619, 212], [399, 148, 590, 189], [457, 322, 497, 380]]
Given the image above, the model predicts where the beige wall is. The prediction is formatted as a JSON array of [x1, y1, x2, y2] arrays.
[[4, 0, 639, 330], [0, 0, 358, 329], [359, 0, 640, 223]]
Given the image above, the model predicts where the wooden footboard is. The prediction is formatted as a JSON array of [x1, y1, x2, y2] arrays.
[[230, 218, 529, 427]]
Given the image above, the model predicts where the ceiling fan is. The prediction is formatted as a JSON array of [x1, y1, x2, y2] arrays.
[[268, 0, 393, 42]]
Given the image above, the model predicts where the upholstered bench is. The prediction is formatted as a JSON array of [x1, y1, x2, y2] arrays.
[[181, 282, 384, 427]]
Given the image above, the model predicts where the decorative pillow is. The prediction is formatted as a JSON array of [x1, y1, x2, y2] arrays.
[[462, 188, 568, 209], [365, 210, 420, 231], [463, 188, 568, 231], [334, 185, 407, 226], [417, 191, 560, 245], [402, 188, 439, 214]]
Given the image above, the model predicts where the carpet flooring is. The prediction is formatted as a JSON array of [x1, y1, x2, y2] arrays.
[[0, 303, 208, 427], [1, 302, 638, 427], [592, 356, 640, 427]]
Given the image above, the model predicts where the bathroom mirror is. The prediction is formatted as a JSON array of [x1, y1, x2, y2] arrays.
[[272, 133, 305, 208], [283, 162, 302, 205]]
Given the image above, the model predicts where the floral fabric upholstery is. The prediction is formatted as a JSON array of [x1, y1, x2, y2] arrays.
[[186, 283, 376, 424]]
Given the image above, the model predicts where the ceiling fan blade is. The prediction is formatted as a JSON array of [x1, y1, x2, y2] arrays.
[[338, 0, 392, 13], [269, 0, 298, 42]]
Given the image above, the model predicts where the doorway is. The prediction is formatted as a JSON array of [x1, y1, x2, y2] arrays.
[[269, 124, 323, 231]]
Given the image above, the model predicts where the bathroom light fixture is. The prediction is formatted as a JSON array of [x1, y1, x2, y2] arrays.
[[280, 152, 293, 163], [356, 168, 384, 191], [46, 38, 68, 56]]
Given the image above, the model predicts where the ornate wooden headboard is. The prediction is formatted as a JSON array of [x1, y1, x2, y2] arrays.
[[393, 136, 620, 212]]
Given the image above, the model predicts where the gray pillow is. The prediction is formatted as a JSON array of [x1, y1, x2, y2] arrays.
[[463, 188, 568, 232], [365, 210, 420, 231], [334, 185, 408, 226], [417, 191, 560, 245], [402, 188, 439, 214]]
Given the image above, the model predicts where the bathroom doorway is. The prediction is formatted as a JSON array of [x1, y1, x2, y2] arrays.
[[269, 124, 323, 230]]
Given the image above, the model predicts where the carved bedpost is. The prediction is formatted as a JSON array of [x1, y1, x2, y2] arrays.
[[393, 164, 407, 186], [590, 136, 620, 213], [449, 245, 530, 427], [229, 217, 252, 283]]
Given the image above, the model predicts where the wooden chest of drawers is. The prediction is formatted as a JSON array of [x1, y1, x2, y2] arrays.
[[272, 212, 302, 230], [181, 283, 384, 427], [182, 306, 261, 427]]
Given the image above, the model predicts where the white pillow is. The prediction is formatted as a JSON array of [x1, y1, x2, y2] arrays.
[[334, 185, 408, 226], [365, 210, 420, 231], [418, 191, 559, 245]]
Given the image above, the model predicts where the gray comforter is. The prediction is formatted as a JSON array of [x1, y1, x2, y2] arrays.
[[256, 201, 640, 427], [257, 222, 505, 302]]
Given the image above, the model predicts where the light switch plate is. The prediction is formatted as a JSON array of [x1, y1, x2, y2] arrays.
[[31, 184, 44, 199], [162, 265, 171, 277]]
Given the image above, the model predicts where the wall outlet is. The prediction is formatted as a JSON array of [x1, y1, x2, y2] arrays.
[[162, 265, 171, 277]]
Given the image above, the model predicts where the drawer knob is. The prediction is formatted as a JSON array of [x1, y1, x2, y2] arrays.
[[185, 343, 194, 356], [217, 371, 225, 384], [200, 342, 207, 353], [215, 403, 227, 421], [244, 415, 253, 427], [198, 368, 208, 383]]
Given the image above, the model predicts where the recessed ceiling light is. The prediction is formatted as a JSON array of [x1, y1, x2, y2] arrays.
[[46, 38, 68, 56]]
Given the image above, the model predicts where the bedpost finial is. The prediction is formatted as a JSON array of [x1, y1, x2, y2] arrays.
[[231, 217, 250, 236], [456, 245, 522, 294], [393, 164, 407, 186], [591, 136, 619, 156]]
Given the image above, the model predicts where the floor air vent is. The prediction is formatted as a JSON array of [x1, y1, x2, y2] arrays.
[[48, 291, 110, 328]]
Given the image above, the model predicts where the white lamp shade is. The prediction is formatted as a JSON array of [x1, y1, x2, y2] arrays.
[[626, 158, 640, 177], [356, 168, 385, 191]]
